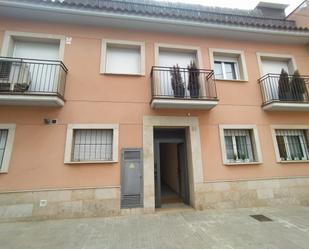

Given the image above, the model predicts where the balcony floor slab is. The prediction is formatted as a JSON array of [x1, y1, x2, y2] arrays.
[[262, 102, 309, 111], [151, 98, 219, 110], [0, 94, 64, 107]]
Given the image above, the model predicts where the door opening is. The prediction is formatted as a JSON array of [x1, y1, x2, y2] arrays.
[[154, 128, 190, 208]]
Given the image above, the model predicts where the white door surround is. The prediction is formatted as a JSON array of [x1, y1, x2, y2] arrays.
[[143, 116, 204, 211]]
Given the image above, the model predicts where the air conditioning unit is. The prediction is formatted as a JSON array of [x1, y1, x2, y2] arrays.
[[0, 60, 31, 91]]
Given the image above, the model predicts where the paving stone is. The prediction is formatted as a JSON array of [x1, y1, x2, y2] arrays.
[[1, 206, 309, 249]]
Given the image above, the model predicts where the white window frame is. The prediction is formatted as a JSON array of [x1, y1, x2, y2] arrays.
[[154, 43, 203, 68], [64, 124, 119, 164], [209, 48, 248, 81], [271, 125, 309, 163], [256, 52, 297, 77], [0, 124, 16, 173], [100, 39, 145, 76], [219, 125, 263, 165], [1, 31, 66, 60], [214, 58, 240, 80]]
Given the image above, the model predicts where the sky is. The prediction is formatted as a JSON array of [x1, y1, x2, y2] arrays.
[[154, 0, 304, 15]]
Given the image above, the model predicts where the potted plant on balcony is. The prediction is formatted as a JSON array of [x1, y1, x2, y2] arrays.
[[187, 61, 200, 98], [170, 64, 185, 98], [290, 70, 306, 101], [278, 69, 291, 101]]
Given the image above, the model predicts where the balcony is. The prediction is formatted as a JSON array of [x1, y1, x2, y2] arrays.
[[0, 57, 68, 107], [150, 66, 218, 110], [259, 74, 309, 111]]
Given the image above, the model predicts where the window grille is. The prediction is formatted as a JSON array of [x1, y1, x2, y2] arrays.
[[71, 129, 113, 162], [0, 129, 8, 168], [275, 129, 309, 161], [224, 129, 256, 163]]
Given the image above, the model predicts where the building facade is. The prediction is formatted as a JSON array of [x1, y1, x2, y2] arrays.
[[0, 0, 309, 221]]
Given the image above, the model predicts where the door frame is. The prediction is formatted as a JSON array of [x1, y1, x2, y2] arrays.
[[154, 132, 189, 208], [143, 116, 204, 212]]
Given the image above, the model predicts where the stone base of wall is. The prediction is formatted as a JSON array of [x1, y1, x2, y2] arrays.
[[1, 177, 309, 222], [195, 177, 309, 210], [0, 187, 120, 222]]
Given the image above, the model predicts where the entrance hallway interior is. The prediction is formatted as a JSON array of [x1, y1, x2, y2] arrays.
[[160, 143, 182, 205], [154, 128, 190, 209]]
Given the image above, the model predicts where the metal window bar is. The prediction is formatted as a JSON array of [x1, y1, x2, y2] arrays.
[[151, 66, 217, 100], [71, 129, 113, 162], [0, 129, 8, 169], [224, 129, 256, 163], [275, 129, 309, 161], [258, 74, 309, 105], [0, 56, 68, 99]]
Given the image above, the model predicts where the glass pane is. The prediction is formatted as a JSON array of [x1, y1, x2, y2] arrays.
[[224, 136, 234, 160], [287, 136, 304, 160], [235, 136, 250, 160], [276, 136, 287, 160], [214, 61, 224, 79], [224, 62, 237, 80]]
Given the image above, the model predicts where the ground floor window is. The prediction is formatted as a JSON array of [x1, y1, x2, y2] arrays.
[[0, 129, 9, 168], [224, 129, 255, 163], [275, 129, 309, 162], [219, 125, 263, 165], [72, 129, 113, 162], [64, 124, 119, 164], [0, 124, 15, 173]]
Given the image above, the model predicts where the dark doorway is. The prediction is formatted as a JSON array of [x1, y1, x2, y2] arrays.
[[154, 128, 190, 208]]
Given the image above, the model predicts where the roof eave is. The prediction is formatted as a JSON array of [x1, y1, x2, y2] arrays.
[[0, 1, 309, 44]]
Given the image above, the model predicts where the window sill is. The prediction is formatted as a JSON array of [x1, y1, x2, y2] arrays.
[[216, 79, 248, 83], [102, 72, 144, 77], [0, 170, 8, 174], [279, 160, 309, 164], [65, 160, 118, 164], [224, 161, 262, 166]]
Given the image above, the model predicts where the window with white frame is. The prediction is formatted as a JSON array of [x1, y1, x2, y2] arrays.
[[65, 124, 119, 163], [210, 49, 248, 81], [219, 125, 262, 165], [101, 40, 145, 75], [214, 60, 238, 80], [0, 129, 9, 169], [72, 129, 113, 162], [224, 129, 256, 163], [275, 129, 309, 161], [0, 124, 15, 173]]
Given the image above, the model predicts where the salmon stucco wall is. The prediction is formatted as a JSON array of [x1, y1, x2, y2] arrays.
[[0, 17, 309, 192]]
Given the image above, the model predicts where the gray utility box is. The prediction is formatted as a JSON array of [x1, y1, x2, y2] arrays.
[[121, 148, 143, 209]]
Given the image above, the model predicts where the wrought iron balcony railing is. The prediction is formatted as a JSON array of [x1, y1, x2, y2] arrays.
[[259, 73, 309, 105], [151, 66, 217, 101], [0, 56, 68, 99]]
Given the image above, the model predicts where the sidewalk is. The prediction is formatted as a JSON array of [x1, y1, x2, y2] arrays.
[[1, 206, 309, 249]]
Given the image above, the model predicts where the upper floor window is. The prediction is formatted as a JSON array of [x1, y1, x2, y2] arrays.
[[214, 60, 238, 80], [209, 48, 248, 81], [101, 39, 145, 75]]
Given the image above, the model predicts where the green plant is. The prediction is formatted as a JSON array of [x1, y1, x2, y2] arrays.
[[290, 70, 306, 101], [240, 154, 247, 161], [170, 65, 185, 98], [278, 69, 291, 101], [187, 61, 200, 98]]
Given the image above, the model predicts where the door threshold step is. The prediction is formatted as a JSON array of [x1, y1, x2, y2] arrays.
[[156, 203, 194, 213]]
